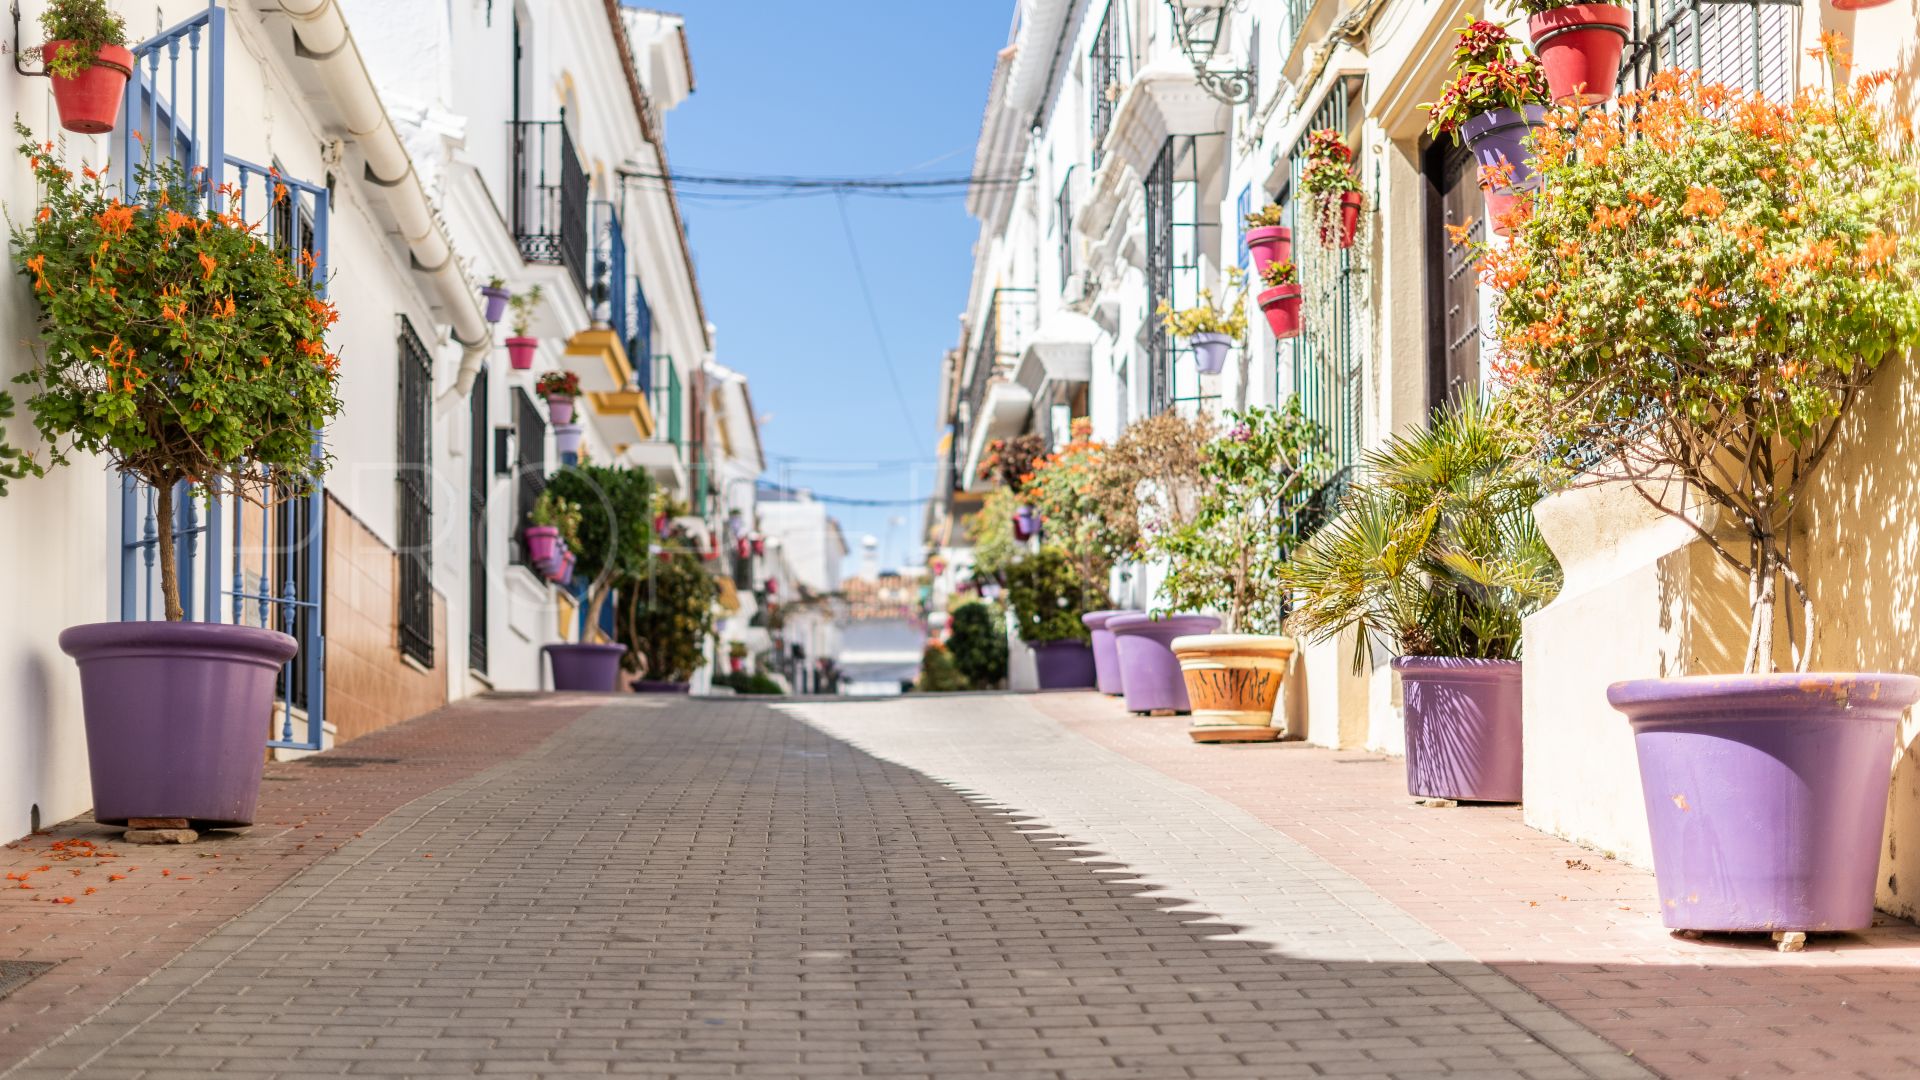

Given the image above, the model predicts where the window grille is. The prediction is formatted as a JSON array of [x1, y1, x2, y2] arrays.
[[1089, 4, 1127, 169], [1618, 0, 1798, 102], [396, 318, 434, 668], [514, 388, 547, 565], [1277, 86, 1363, 472], [1144, 134, 1224, 416]]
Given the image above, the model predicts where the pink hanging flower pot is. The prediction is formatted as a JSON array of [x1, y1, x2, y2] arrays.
[[1244, 224, 1292, 274], [1258, 285, 1302, 339], [506, 337, 538, 370], [523, 525, 560, 565]]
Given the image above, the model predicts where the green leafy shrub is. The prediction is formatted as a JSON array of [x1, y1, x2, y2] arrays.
[[1284, 396, 1561, 668], [541, 465, 652, 637], [10, 127, 343, 620], [37, 0, 126, 79], [947, 600, 1007, 688], [617, 498, 716, 681], [916, 643, 970, 692], [1154, 403, 1326, 634], [1004, 546, 1093, 644]]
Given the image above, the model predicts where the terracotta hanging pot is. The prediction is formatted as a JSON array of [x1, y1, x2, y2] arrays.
[[44, 41, 133, 135], [1334, 191, 1363, 249], [1528, 4, 1632, 105]]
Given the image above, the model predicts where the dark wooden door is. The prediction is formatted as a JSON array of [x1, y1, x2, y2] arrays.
[[1424, 139, 1484, 411]]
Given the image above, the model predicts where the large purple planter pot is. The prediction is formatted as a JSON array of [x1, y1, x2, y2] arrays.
[[630, 679, 691, 694], [60, 621, 298, 828], [1459, 106, 1548, 193], [544, 643, 627, 692], [1029, 639, 1097, 690], [1081, 609, 1141, 696], [1610, 673, 1920, 933], [1110, 613, 1220, 714], [1393, 657, 1523, 803]]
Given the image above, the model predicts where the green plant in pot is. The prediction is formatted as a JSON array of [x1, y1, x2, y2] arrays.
[[947, 599, 1007, 690], [1157, 403, 1326, 742], [1155, 267, 1245, 378], [539, 464, 652, 691], [506, 284, 544, 370], [12, 128, 343, 829], [1419, 19, 1550, 237], [1003, 545, 1097, 690], [619, 497, 718, 692], [1482, 55, 1920, 934], [1284, 396, 1560, 801], [1243, 202, 1292, 275], [34, 0, 131, 135]]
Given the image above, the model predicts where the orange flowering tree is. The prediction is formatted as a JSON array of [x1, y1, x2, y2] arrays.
[[1482, 49, 1920, 672], [1024, 419, 1133, 603], [10, 125, 343, 621]]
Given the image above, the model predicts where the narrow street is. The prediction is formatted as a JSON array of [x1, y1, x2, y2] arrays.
[[12, 691, 1874, 1079]]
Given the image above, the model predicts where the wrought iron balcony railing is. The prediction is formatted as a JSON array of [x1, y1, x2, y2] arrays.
[[1089, 4, 1127, 170], [510, 118, 588, 297]]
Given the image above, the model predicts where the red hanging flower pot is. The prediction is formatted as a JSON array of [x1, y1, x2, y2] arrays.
[[1484, 188, 1534, 238], [1258, 285, 1303, 339], [1527, 4, 1632, 105], [506, 336, 538, 370], [44, 41, 133, 135], [1319, 192, 1364, 249], [1829, 0, 1893, 8]]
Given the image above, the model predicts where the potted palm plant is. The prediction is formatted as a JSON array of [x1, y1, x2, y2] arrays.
[[1300, 129, 1365, 249], [620, 500, 718, 693], [537, 370, 580, 425], [1156, 268, 1246, 376], [1284, 397, 1561, 800], [12, 129, 342, 830], [1255, 259, 1302, 339], [1159, 405, 1326, 741], [1242, 203, 1293, 274], [1519, 0, 1630, 105], [34, 0, 131, 135], [539, 464, 652, 690], [480, 275, 511, 323], [1004, 546, 1098, 690], [505, 284, 544, 370], [1485, 55, 1920, 935], [1421, 19, 1551, 237]]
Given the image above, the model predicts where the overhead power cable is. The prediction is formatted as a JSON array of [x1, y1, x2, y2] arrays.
[[757, 482, 930, 508], [832, 192, 924, 451], [620, 169, 1030, 191]]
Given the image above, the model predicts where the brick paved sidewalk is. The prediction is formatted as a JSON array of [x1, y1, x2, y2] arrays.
[[12, 697, 1646, 1079], [0, 693, 600, 1073], [1023, 692, 1920, 1080]]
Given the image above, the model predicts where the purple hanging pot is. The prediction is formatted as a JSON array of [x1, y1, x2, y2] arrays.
[[1029, 639, 1097, 690], [1610, 673, 1920, 933], [480, 285, 511, 324], [544, 643, 627, 692], [1081, 609, 1141, 696], [1393, 657, 1523, 802], [553, 423, 584, 458], [1188, 332, 1232, 375], [551, 549, 576, 584], [1012, 504, 1038, 541], [1459, 105, 1548, 193], [60, 621, 299, 828], [546, 395, 575, 426], [1110, 613, 1220, 714]]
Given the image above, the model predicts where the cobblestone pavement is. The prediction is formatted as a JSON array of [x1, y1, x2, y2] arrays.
[[7, 696, 1647, 1079]]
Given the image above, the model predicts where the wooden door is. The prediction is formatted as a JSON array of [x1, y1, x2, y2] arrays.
[[1424, 139, 1484, 411]]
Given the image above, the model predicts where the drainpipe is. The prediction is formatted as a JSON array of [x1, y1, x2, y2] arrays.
[[268, 0, 492, 413]]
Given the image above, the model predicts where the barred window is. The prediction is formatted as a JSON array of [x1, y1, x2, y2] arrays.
[[1617, 0, 1799, 102], [396, 318, 434, 668]]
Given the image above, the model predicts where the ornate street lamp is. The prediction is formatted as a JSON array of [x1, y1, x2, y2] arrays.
[[1165, 0, 1254, 105]]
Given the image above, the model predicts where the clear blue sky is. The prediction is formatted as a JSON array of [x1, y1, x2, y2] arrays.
[[646, 1, 1009, 573]]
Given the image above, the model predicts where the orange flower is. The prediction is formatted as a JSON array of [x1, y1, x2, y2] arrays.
[[1858, 232, 1897, 267], [198, 252, 219, 280], [1681, 185, 1725, 218]]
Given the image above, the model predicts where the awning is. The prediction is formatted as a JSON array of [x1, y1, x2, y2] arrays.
[[1013, 310, 1100, 391]]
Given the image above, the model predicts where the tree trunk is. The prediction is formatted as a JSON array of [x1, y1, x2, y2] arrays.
[[155, 478, 185, 622], [1232, 345, 1251, 414], [1747, 533, 1778, 675], [584, 583, 611, 645]]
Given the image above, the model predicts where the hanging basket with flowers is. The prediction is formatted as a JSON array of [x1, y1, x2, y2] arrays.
[[536, 370, 581, 424], [1421, 19, 1551, 238], [1241, 203, 1293, 273], [1299, 129, 1365, 249], [1255, 260, 1301, 339], [33, 0, 131, 135], [1156, 267, 1247, 375]]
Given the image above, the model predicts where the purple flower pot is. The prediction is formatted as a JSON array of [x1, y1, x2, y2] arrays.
[[480, 285, 511, 324], [544, 643, 628, 692], [547, 395, 574, 425], [1393, 657, 1523, 803], [1459, 105, 1548, 193], [1188, 332, 1232, 375], [1081, 609, 1141, 696], [1012, 504, 1038, 541], [60, 621, 299, 828], [553, 423, 584, 458], [1610, 673, 1920, 933], [1110, 613, 1220, 714], [551, 549, 576, 584], [524, 525, 560, 564], [1029, 639, 1097, 690], [630, 678, 691, 694]]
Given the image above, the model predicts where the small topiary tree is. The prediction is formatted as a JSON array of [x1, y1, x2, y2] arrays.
[[540, 464, 652, 638], [9, 127, 343, 621], [946, 599, 1007, 689]]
